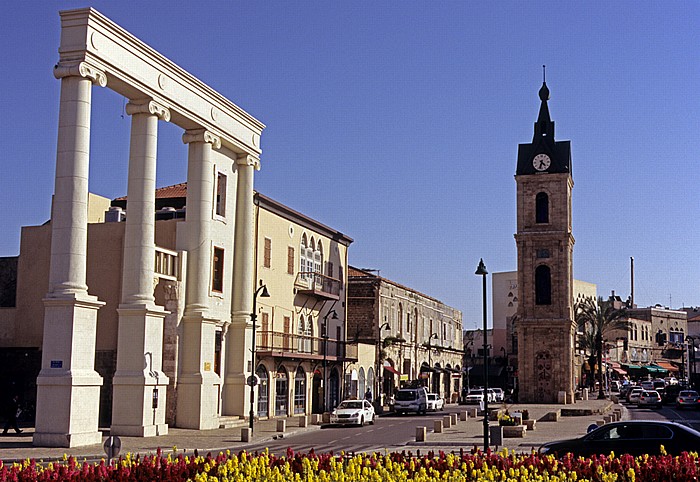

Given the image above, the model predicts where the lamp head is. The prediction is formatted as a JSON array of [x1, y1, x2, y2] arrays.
[[430, 333, 438, 340], [475, 258, 488, 276], [331, 310, 339, 320], [259, 285, 270, 298]]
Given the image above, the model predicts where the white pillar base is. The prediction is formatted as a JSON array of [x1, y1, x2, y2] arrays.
[[34, 294, 104, 448], [111, 305, 170, 437], [175, 373, 221, 430], [223, 373, 249, 417], [222, 318, 252, 416]]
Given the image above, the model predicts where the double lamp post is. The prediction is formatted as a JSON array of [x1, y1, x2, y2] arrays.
[[249, 283, 270, 432], [475, 258, 489, 452]]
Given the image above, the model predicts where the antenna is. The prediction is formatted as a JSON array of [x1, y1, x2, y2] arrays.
[[543, 65, 546, 83]]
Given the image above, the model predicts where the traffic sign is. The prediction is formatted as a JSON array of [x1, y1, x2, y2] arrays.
[[104, 435, 121, 462], [247, 375, 258, 387]]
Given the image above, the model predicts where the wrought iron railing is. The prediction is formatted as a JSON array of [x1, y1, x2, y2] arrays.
[[294, 271, 341, 299], [257, 330, 357, 360]]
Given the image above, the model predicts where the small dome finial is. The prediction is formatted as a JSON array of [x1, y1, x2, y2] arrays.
[[539, 65, 550, 101]]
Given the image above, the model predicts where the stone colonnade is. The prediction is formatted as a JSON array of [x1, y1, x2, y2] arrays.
[[34, 8, 265, 447]]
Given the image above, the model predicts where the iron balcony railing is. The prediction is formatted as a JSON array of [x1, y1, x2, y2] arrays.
[[294, 271, 341, 300], [256, 330, 358, 361]]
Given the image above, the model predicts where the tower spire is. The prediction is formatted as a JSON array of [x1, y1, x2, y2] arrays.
[[534, 67, 553, 141]]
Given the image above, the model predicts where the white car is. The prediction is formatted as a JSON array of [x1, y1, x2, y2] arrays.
[[426, 393, 444, 411], [491, 388, 504, 402], [330, 399, 375, 426], [465, 389, 486, 404], [628, 388, 643, 404]]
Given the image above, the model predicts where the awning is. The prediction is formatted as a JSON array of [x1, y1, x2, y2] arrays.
[[643, 366, 665, 374], [622, 364, 642, 370], [383, 365, 401, 376], [420, 365, 437, 373], [652, 361, 678, 373]]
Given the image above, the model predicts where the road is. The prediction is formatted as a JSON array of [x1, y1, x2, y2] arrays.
[[243, 406, 464, 455], [627, 400, 700, 431]]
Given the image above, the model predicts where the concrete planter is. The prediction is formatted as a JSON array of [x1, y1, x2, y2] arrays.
[[503, 425, 527, 438]]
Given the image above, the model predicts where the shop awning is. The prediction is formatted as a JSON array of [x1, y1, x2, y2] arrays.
[[643, 365, 666, 374], [420, 365, 437, 373], [652, 361, 678, 373], [622, 364, 642, 370]]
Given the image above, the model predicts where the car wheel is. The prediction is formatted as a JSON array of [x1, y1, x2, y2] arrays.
[[369, 415, 374, 425], [359, 416, 364, 427]]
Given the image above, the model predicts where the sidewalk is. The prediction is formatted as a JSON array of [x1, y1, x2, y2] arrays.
[[407, 399, 625, 453], [0, 400, 623, 463]]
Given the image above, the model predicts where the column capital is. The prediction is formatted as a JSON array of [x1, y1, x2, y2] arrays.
[[182, 128, 221, 149], [53, 61, 107, 87], [236, 153, 261, 170], [125, 100, 171, 122]]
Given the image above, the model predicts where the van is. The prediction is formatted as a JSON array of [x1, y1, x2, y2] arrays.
[[394, 387, 428, 415]]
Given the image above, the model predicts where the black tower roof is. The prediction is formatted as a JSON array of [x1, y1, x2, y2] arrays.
[[516, 74, 571, 176]]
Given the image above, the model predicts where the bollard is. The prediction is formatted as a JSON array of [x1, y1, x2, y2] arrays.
[[443, 415, 452, 428], [460, 411, 468, 421], [450, 413, 458, 425], [241, 428, 251, 442], [311, 414, 321, 425], [416, 426, 427, 442], [299, 415, 308, 427], [489, 425, 503, 447], [277, 419, 286, 432], [603, 415, 613, 424], [434, 420, 443, 433], [467, 408, 478, 418], [322, 412, 331, 424], [582, 388, 589, 401]]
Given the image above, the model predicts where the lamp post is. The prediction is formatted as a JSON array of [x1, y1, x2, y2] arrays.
[[377, 322, 390, 408], [322, 309, 339, 413], [688, 336, 696, 389], [249, 283, 270, 432], [428, 333, 438, 391], [475, 258, 489, 452]]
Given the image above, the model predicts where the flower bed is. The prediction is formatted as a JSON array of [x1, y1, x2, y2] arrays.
[[1, 446, 700, 481]]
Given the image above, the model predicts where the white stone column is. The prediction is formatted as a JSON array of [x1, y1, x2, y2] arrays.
[[175, 129, 222, 429], [34, 62, 107, 448], [223, 154, 259, 416], [111, 100, 170, 437]]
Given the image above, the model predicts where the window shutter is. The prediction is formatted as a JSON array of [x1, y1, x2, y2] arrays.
[[264, 238, 272, 268], [287, 246, 295, 274]]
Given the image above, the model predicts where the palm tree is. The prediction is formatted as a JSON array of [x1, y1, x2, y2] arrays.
[[575, 296, 629, 399]]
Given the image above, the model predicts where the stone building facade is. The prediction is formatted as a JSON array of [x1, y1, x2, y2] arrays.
[[347, 267, 463, 404], [514, 81, 576, 403]]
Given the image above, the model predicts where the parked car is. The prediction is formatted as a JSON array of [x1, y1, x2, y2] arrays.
[[609, 381, 621, 392], [640, 380, 654, 391], [539, 421, 700, 457], [426, 393, 444, 411], [627, 387, 643, 404], [394, 387, 428, 415], [330, 399, 375, 426], [465, 389, 487, 404], [663, 384, 684, 404], [676, 390, 700, 409], [637, 390, 662, 408], [492, 388, 505, 402]]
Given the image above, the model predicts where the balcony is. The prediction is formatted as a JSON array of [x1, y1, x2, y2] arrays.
[[257, 331, 357, 362], [294, 272, 340, 300], [155, 246, 183, 281]]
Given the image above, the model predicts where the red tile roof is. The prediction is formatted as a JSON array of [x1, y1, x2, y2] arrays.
[[114, 182, 188, 201]]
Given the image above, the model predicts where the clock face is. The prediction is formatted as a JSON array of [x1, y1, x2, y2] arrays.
[[533, 153, 551, 171]]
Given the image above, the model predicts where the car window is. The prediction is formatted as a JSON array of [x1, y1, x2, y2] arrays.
[[640, 424, 673, 439], [396, 391, 417, 401], [338, 401, 363, 409]]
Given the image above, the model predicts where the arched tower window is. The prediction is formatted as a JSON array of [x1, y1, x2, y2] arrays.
[[536, 192, 549, 224], [535, 265, 551, 305]]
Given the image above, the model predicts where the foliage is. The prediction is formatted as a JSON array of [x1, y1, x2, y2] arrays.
[[3, 446, 700, 481]]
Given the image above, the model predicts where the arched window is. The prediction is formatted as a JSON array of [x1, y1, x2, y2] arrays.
[[359, 367, 366, 397], [256, 365, 269, 417], [536, 192, 549, 224], [275, 367, 289, 417], [535, 265, 551, 305], [367, 367, 375, 400], [294, 367, 306, 414], [300, 234, 308, 281], [298, 315, 306, 352]]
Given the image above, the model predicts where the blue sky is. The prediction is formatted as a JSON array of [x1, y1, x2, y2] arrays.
[[1, 2, 698, 328]]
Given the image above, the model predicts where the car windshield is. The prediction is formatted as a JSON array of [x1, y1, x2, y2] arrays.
[[396, 391, 417, 401], [468, 390, 483, 396], [337, 401, 363, 410], [680, 391, 699, 397], [427, 394, 437, 401]]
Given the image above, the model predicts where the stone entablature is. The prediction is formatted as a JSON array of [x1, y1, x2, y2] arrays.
[[57, 8, 264, 156]]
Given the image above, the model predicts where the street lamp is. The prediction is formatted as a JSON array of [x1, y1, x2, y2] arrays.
[[475, 258, 489, 452], [688, 336, 696, 389], [249, 283, 270, 432], [322, 309, 339, 413], [377, 322, 390, 408], [428, 333, 438, 391]]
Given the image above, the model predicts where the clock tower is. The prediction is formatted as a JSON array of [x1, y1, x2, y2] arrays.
[[514, 79, 576, 403]]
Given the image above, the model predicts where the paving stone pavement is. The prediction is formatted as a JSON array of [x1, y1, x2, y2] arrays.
[[0, 399, 623, 463]]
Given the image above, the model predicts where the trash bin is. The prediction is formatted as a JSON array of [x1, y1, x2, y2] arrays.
[[489, 425, 503, 447]]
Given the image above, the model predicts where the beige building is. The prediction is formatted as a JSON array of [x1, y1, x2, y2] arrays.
[[252, 193, 354, 416], [347, 268, 463, 404]]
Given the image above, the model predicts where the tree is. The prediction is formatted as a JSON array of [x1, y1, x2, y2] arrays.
[[575, 296, 629, 399]]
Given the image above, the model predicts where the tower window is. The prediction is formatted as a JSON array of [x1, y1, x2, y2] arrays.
[[535, 265, 551, 305], [535, 192, 549, 224]]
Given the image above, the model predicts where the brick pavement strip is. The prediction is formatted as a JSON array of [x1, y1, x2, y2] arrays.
[[0, 400, 622, 463]]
